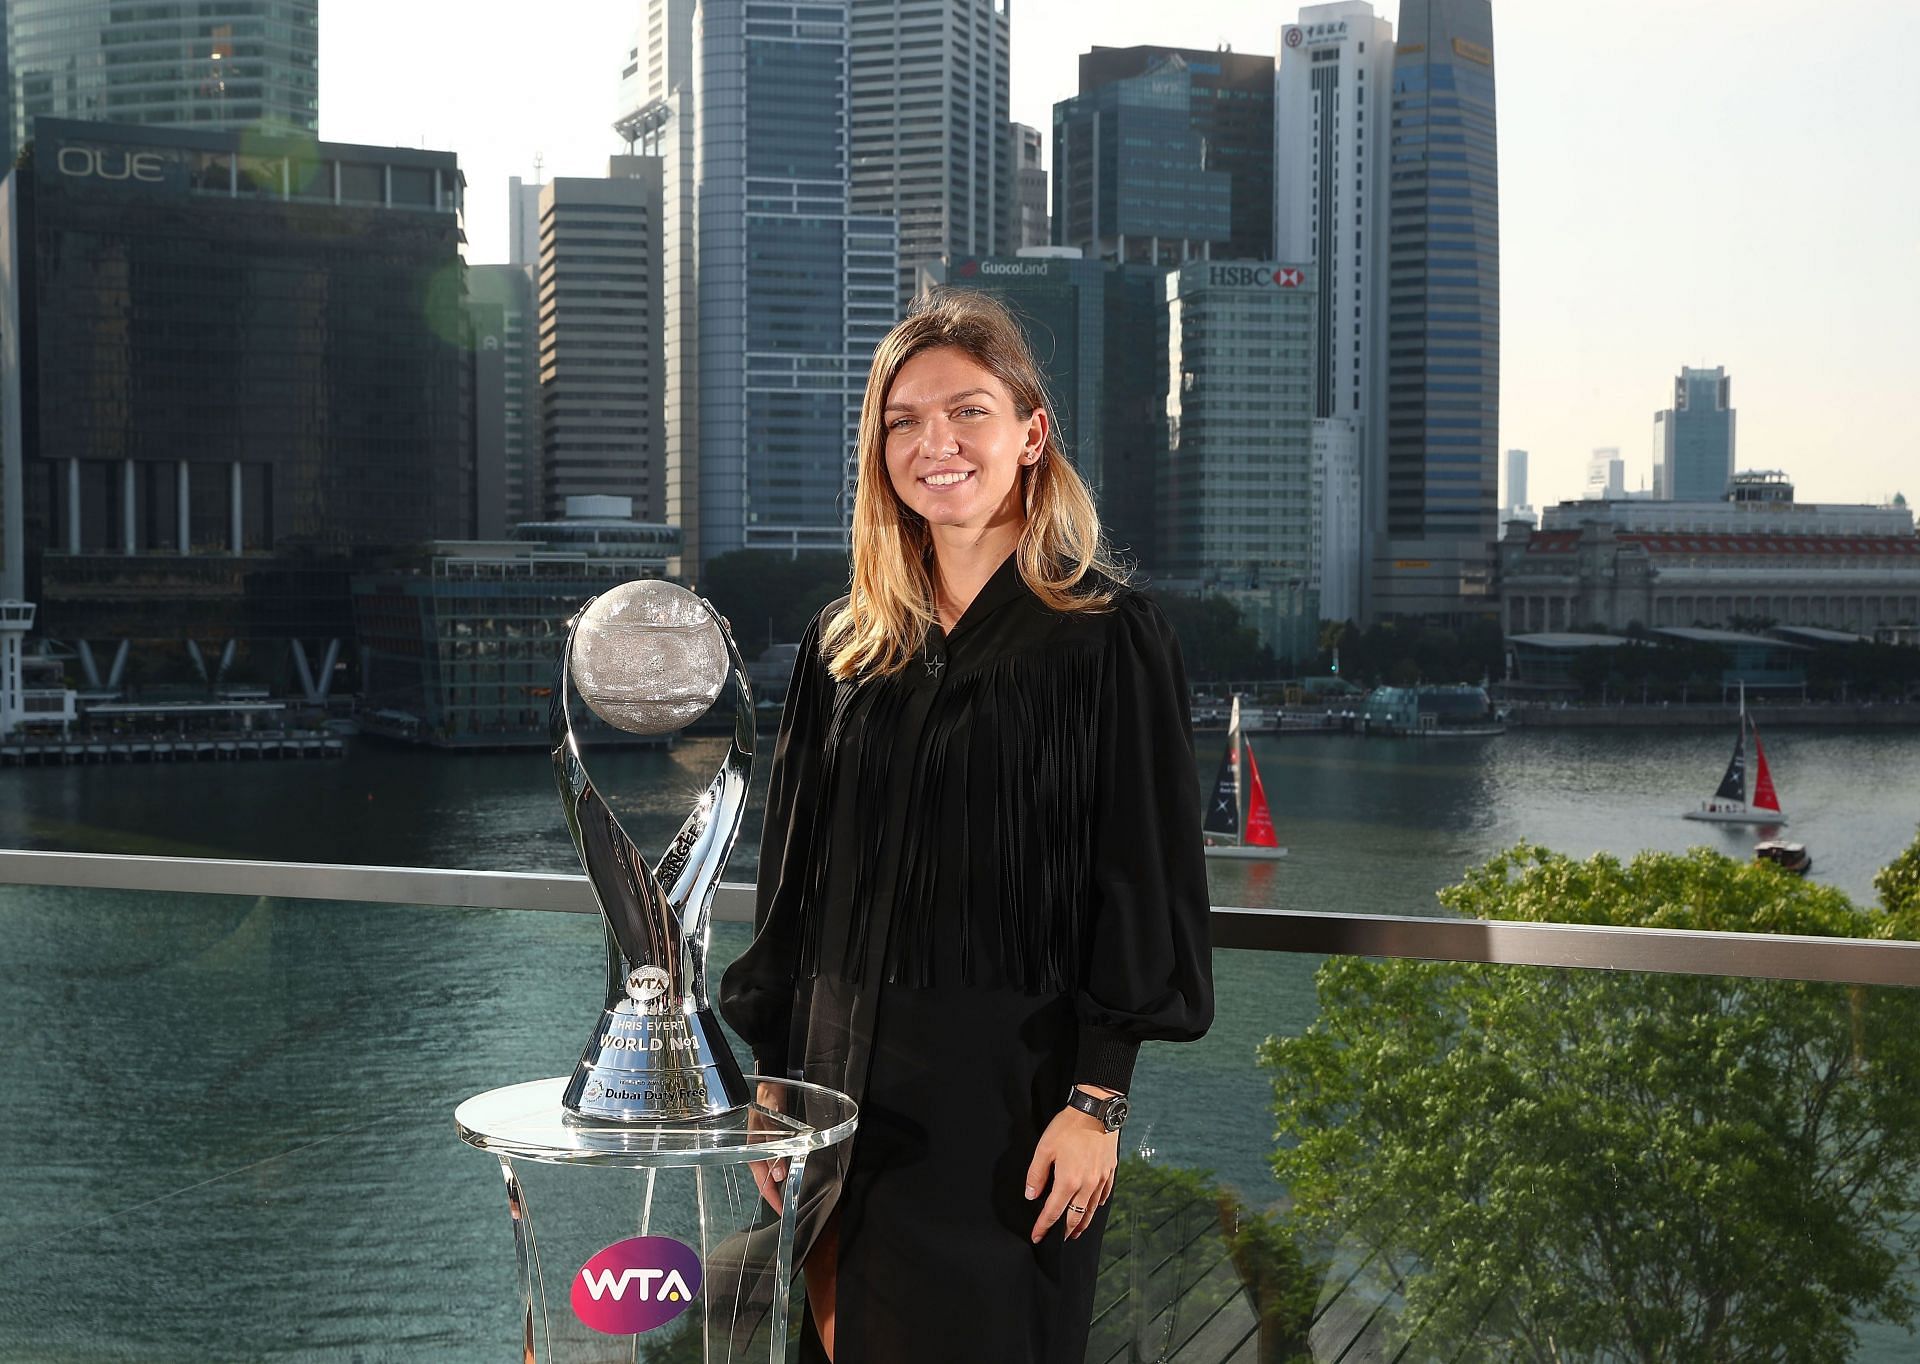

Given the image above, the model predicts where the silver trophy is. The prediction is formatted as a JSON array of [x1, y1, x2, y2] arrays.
[[551, 579, 754, 1123]]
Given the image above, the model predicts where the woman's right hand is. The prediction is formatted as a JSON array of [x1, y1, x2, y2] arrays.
[[746, 1080, 792, 1213]]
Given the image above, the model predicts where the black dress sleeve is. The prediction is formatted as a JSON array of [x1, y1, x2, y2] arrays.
[[718, 604, 834, 1078], [1073, 590, 1215, 1093]]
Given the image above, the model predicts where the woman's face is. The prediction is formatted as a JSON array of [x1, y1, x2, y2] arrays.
[[882, 346, 1046, 534]]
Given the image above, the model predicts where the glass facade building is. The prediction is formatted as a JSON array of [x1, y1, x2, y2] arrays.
[[1377, 0, 1499, 621], [6, 0, 320, 162], [1063, 45, 1273, 266], [694, 0, 896, 567], [1655, 365, 1736, 502], [1053, 54, 1237, 267], [0, 119, 468, 678], [1161, 261, 1318, 653], [937, 254, 1166, 566]]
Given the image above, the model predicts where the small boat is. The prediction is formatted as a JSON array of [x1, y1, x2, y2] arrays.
[[1755, 839, 1811, 875], [1203, 695, 1288, 861], [1682, 685, 1788, 825]]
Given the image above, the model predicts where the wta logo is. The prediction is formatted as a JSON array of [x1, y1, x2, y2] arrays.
[[571, 1236, 703, 1335]]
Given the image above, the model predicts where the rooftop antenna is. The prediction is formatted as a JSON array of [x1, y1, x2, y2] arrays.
[[534, 152, 545, 185]]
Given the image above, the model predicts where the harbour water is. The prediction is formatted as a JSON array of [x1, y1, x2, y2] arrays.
[[3, 727, 1917, 1359]]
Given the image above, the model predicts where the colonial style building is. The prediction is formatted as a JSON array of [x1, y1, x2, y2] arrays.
[[1499, 488, 1920, 636]]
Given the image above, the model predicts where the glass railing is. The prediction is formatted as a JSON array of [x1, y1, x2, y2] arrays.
[[2, 862, 1916, 1361]]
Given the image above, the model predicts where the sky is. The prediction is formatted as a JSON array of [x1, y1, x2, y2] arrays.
[[320, 0, 1919, 514]]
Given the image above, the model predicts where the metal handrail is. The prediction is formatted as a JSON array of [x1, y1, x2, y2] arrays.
[[2, 849, 1916, 989]]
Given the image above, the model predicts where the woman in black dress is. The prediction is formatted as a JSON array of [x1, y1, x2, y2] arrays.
[[719, 289, 1213, 1362]]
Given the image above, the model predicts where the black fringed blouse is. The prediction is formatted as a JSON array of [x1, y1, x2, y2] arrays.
[[720, 552, 1214, 1100]]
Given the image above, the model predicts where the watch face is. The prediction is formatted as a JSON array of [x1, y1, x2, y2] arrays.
[[1106, 1096, 1130, 1130]]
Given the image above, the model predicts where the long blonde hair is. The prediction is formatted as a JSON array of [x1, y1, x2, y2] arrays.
[[822, 289, 1126, 680]]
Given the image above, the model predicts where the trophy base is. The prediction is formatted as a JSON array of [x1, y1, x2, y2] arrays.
[[457, 1076, 858, 1364], [561, 1004, 751, 1123]]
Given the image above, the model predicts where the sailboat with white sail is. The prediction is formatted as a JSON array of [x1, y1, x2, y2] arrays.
[[1203, 696, 1288, 861], [1682, 686, 1788, 825]]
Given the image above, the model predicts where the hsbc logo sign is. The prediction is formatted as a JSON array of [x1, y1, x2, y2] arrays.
[[56, 147, 168, 183], [1206, 265, 1306, 289]]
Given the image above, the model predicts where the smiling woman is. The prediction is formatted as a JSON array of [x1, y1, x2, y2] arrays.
[[719, 290, 1216, 1363]]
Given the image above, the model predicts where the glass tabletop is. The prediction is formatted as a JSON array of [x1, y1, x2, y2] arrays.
[[454, 1076, 858, 1168]]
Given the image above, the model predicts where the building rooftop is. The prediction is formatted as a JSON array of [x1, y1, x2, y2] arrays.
[[1507, 633, 1634, 650], [1652, 627, 1809, 649]]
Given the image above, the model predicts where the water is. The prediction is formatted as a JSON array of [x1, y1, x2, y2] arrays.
[[3, 727, 1917, 1358]]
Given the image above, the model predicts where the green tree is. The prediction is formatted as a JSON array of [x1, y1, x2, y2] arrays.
[[1876, 826, 1920, 916], [1260, 841, 1920, 1362], [1149, 591, 1277, 682]]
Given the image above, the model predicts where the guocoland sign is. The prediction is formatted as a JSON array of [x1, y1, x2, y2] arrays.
[[1261, 837, 1920, 1361]]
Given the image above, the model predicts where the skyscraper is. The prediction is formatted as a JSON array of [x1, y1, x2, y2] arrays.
[[692, 0, 897, 565], [1009, 123, 1049, 249], [536, 160, 664, 519], [2, 119, 467, 684], [1054, 46, 1273, 266], [1275, 5, 1392, 424], [1654, 366, 1736, 502], [615, 0, 700, 567], [850, 0, 1010, 306], [8, 0, 319, 158], [1373, 0, 1499, 621], [467, 265, 539, 529], [1161, 261, 1318, 655], [1504, 447, 1528, 515], [506, 175, 544, 271], [1584, 447, 1625, 500]]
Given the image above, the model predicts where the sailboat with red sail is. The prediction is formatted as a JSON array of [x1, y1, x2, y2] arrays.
[[1203, 696, 1288, 860], [1682, 686, 1788, 825]]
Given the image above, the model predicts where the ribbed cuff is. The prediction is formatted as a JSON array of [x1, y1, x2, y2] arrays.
[[1074, 1025, 1140, 1094]]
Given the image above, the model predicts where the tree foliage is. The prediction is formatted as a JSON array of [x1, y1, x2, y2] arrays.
[[1148, 591, 1277, 682], [1260, 840, 1920, 1362]]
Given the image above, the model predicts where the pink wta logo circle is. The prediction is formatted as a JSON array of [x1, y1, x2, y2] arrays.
[[571, 1235, 704, 1335]]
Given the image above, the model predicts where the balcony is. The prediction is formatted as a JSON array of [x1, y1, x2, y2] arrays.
[[2, 851, 1916, 1361]]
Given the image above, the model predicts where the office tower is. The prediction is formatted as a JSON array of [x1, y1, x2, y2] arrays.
[[1505, 447, 1528, 514], [1584, 447, 1625, 500], [850, 0, 1011, 306], [1054, 46, 1274, 266], [507, 175, 544, 271], [1010, 123, 1049, 249], [1160, 261, 1318, 655], [468, 265, 539, 530], [616, 0, 700, 568], [1052, 48, 1274, 267], [693, 0, 897, 566], [1313, 419, 1363, 624], [0, 119, 466, 690], [1374, 0, 1499, 621], [536, 160, 664, 520], [1654, 366, 1736, 502], [933, 252, 1166, 565], [1275, 5, 1392, 418], [8, 1, 319, 155]]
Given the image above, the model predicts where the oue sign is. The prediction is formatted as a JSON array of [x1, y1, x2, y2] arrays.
[[57, 147, 166, 183]]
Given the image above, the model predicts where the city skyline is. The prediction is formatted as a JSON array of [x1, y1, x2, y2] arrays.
[[317, 0, 1917, 518]]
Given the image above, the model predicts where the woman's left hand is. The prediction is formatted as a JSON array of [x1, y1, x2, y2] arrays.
[[1024, 1095, 1119, 1243]]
